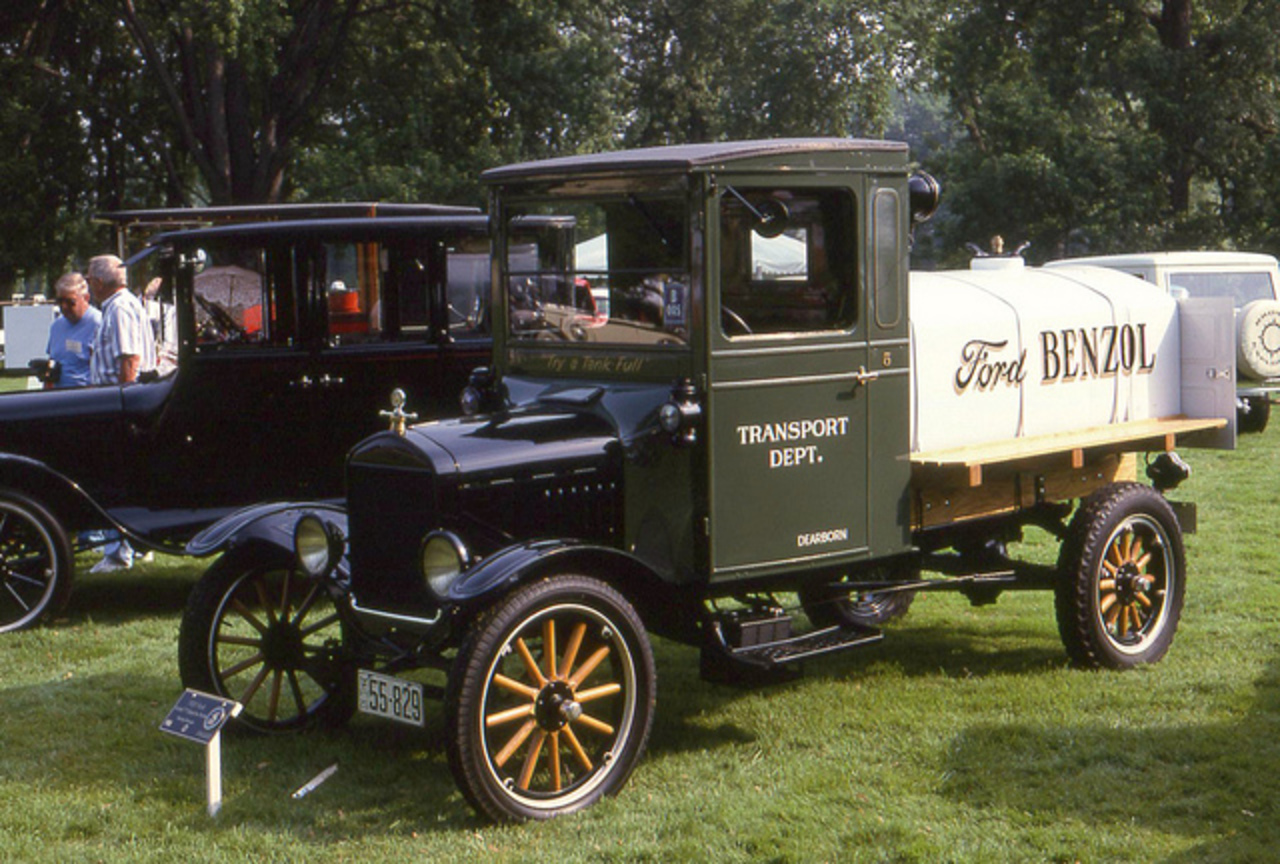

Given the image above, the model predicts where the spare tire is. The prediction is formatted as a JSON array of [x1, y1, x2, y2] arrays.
[[1237, 300, 1280, 381]]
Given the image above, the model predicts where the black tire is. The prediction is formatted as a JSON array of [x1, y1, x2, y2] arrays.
[[1238, 397, 1270, 434], [178, 543, 353, 733], [1055, 483, 1185, 669], [445, 575, 656, 821], [799, 562, 917, 628], [0, 492, 72, 634]]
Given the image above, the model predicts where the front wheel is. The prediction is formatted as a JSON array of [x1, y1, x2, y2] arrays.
[[178, 543, 353, 733], [1055, 483, 1185, 669], [0, 492, 72, 634], [446, 575, 656, 821]]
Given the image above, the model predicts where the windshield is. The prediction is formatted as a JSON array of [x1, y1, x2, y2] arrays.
[[504, 193, 690, 347], [1167, 270, 1276, 308]]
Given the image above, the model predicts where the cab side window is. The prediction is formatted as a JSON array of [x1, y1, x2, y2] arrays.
[[719, 187, 857, 336], [321, 239, 490, 346]]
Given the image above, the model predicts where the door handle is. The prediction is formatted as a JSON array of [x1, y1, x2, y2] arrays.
[[853, 365, 880, 387]]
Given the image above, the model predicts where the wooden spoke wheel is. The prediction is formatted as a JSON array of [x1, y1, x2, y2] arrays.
[[446, 575, 655, 821], [0, 492, 71, 634], [178, 544, 353, 733], [1056, 483, 1185, 669]]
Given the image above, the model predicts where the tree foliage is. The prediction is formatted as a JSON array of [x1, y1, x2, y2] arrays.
[[5, 0, 1280, 286], [930, 0, 1280, 261]]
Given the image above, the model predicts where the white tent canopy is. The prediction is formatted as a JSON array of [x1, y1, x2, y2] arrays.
[[574, 232, 807, 278]]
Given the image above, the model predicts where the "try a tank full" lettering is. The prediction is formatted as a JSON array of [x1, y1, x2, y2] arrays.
[[955, 323, 1158, 394]]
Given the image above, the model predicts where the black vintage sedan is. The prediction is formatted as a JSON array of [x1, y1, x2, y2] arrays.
[[0, 209, 493, 632]]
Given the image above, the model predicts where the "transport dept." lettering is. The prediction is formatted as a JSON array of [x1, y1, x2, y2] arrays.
[[736, 415, 850, 469]]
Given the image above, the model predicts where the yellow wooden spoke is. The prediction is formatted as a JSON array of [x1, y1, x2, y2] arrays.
[[1100, 593, 1118, 615], [517, 731, 547, 791], [486, 703, 535, 728], [550, 732, 562, 792], [515, 638, 548, 688], [544, 618, 557, 681], [568, 645, 611, 688], [1105, 603, 1121, 629], [559, 623, 586, 680], [1135, 552, 1152, 572], [574, 712, 615, 736], [576, 682, 622, 703], [562, 724, 593, 772], [494, 718, 538, 768], [1135, 592, 1152, 608], [1099, 577, 1116, 591], [493, 673, 540, 699], [1130, 603, 1146, 630]]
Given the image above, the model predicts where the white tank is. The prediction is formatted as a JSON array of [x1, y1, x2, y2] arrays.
[[909, 260, 1182, 453]]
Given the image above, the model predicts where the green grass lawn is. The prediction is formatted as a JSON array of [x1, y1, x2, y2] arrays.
[[3, 427, 1279, 863]]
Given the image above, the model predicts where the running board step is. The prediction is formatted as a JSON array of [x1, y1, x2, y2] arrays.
[[701, 621, 883, 685], [734, 623, 884, 666]]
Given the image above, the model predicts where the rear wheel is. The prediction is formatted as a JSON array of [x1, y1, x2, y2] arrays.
[[446, 576, 656, 821], [1238, 396, 1270, 434], [1055, 483, 1185, 669], [0, 492, 72, 634], [799, 562, 917, 628], [178, 544, 353, 732]]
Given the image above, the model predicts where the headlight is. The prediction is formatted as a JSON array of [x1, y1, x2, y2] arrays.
[[421, 530, 470, 599], [294, 515, 333, 577]]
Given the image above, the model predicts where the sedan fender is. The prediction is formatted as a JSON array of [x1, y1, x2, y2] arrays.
[[185, 500, 348, 559]]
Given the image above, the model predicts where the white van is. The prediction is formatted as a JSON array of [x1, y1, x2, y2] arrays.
[[1046, 251, 1280, 432]]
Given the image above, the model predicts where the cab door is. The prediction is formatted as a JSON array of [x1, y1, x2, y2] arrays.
[[705, 179, 874, 580]]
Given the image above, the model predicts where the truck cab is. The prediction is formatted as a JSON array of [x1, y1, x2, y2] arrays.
[[179, 140, 1234, 823]]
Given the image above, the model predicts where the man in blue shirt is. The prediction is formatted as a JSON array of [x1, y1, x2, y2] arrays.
[[45, 272, 101, 388]]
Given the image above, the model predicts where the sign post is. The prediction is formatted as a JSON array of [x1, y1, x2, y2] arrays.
[[160, 689, 243, 816]]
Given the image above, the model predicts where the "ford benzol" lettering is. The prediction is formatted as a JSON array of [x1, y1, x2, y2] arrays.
[[1041, 323, 1156, 381], [954, 323, 1158, 394]]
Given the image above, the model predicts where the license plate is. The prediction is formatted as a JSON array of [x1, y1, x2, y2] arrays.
[[357, 669, 425, 727]]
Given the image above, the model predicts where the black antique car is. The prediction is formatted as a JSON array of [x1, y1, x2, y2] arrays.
[[178, 139, 1231, 822], [0, 208, 494, 632]]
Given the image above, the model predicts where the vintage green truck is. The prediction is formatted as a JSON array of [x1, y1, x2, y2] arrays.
[[177, 139, 1237, 821]]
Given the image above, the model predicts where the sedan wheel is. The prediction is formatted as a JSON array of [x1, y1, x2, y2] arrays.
[[178, 544, 352, 732], [0, 493, 72, 634]]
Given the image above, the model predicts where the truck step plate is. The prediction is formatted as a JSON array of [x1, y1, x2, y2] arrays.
[[734, 623, 883, 666]]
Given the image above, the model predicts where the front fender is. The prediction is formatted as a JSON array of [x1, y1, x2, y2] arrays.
[[445, 540, 663, 609], [185, 500, 348, 558]]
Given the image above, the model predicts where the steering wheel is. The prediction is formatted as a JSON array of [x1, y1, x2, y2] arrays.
[[721, 306, 753, 336]]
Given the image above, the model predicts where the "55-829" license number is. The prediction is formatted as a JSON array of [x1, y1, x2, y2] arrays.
[[357, 669, 425, 727]]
